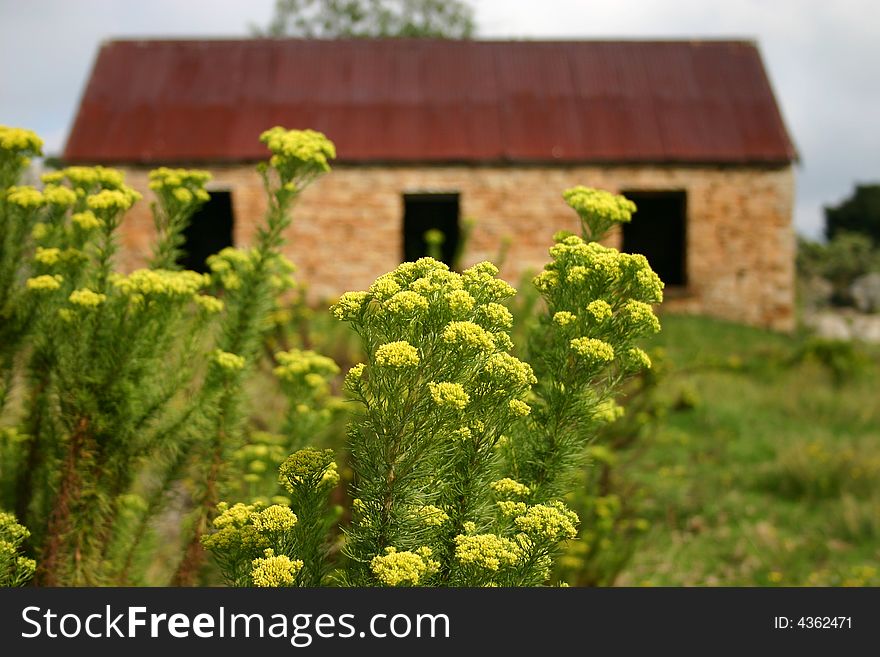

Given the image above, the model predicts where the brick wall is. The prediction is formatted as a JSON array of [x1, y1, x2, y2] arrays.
[[116, 163, 795, 330]]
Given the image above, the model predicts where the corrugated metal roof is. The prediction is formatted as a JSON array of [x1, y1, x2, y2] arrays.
[[63, 38, 797, 165]]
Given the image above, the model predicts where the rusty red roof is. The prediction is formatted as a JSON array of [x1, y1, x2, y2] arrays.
[[64, 39, 797, 165]]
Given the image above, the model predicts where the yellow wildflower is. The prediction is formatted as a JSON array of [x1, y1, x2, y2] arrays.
[[26, 275, 63, 291], [383, 290, 429, 315], [34, 247, 61, 266], [428, 382, 470, 410], [214, 350, 246, 371], [251, 549, 303, 587], [441, 321, 495, 352], [508, 399, 531, 417], [570, 337, 615, 363], [6, 186, 44, 209], [251, 505, 298, 533], [69, 288, 106, 307], [454, 534, 520, 571], [330, 291, 369, 321], [370, 547, 438, 587], [514, 501, 579, 541], [491, 478, 531, 499], [71, 211, 102, 231], [374, 341, 420, 368]]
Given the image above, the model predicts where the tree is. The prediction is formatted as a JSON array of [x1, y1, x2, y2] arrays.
[[254, 0, 475, 39], [825, 184, 880, 246]]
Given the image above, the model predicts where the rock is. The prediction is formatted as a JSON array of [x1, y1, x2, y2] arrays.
[[850, 272, 880, 313], [804, 311, 852, 340]]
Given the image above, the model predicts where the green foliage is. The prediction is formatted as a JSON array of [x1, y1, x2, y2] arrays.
[[797, 232, 880, 306], [825, 183, 880, 246], [0, 511, 35, 586], [256, 0, 476, 39], [619, 315, 880, 587], [206, 187, 663, 587], [0, 123, 336, 586]]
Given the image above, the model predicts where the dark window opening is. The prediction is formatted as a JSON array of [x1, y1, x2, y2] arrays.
[[403, 193, 460, 267], [178, 191, 234, 273], [621, 190, 687, 287]]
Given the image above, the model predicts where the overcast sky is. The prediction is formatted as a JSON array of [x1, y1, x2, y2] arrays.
[[1, 0, 878, 239]]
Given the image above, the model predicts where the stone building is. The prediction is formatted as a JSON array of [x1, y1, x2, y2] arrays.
[[64, 38, 798, 329]]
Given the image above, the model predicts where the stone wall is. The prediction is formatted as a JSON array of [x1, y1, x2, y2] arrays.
[[115, 163, 795, 330]]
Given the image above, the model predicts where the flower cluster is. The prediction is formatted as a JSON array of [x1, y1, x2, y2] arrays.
[[374, 340, 420, 368], [260, 127, 336, 188], [69, 288, 106, 308], [562, 186, 636, 240], [453, 533, 521, 571], [490, 478, 531, 500], [0, 126, 42, 186], [111, 269, 210, 299], [428, 381, 470, 410], [6, 186, 44, 209], [278, 448, 339, 493], [251, 549, 303, 587], [148, 167, 211, 201], [273, 349, 340, 387], [514, 501, 579, 541], [251, 505, 298, 533], [370, 547, 439, 587], [213, 350, 246, 372], [0, 512, 36, 587]]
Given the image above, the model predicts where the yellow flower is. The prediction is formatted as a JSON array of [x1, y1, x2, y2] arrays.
[[34, 247, 61, 266], [508, 399, 531, 417], [173, 187, 193, 204], [496, 500, 528, 517], [6, 186, 44, 209], [259, 127, 336, 176], [86, 188, 140, 214], [279, 448, 337, 491], [194, 294, 224, 313], [0, 126, 43, 154], [620, 300, 661, 334], [69, 288, 106, 307], [370, 547, 438, 587], [562, 186, 636, 224], [441, 321, 495, 352], [482, 352, 536, 387], [553, 311, 577, 327], [71, 211, 102, 231], [444, 289, 476, 316], [428, 381, 470, 410], [414, 505, 449, 527], [454, 533, 520, 571], [344, 363, 366, 390], [570, 337, 615, 363], [586, 299, 613, 322], [479, 302, 513, 329], [368, 274, 401, 301], [330, 291, 369, 321], [624, 347, 652, 371], [251, 549, 303, 587], [374, 341, 420, 368], [514, 501, 579, 541], [42, 185, 77, 208], [251, 505, 298, 533], [384, 290, 429, 315], [490, 478, 531, 499], [214, 350, 246, 371]]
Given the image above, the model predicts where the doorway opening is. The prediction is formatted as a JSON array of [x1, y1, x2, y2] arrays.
[[403, 193, 460, 267], [621, 190, 687, 287], [178, 190, 234, 273]]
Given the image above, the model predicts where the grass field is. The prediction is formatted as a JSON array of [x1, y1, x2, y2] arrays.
[[615, 314, 880, 586]]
